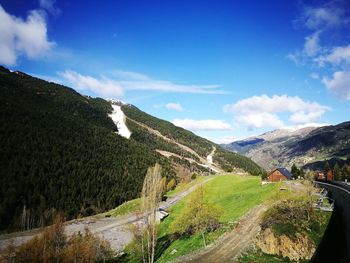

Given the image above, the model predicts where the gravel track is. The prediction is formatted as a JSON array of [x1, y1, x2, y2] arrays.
[[0, 177, 214, 253]]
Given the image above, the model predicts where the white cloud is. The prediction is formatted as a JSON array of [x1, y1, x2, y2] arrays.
[[166, 103, 183, 111], [0, 5, 54, 65], [302, 6, 344, 30], [289, 2, 349, 68], [310, 72, 319, 79], [323, 71, 350, 100], [212, 136, 239, 145], [173, 119, 232, 131], [224, 95, 330, 129], [289, 111, 325, 124], [59, 70, 124, 97], [318, 44, 350, 66], [235, 112, 284, 130], [113, 70, 225, 94], [284, 122, 330, 131], [39, 0, 61, 16], [304, 31, 321, 56], [59, 70, 225, 97], [286, 53, 300, 65]]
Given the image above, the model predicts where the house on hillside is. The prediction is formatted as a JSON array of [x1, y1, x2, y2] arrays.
[[267, 168, 293, 182]]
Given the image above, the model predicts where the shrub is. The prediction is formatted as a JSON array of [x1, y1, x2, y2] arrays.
[[261, 199, 330, 243], [166, 178, 177, 192], [12, 216, 114, 262], [169, 187, 222, 247]]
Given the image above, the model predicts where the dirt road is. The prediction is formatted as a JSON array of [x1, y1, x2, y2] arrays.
[[0, 177, 214, 253], [175, 204, 268, 263]]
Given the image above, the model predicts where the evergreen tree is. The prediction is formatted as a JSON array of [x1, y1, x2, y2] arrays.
[[324, 162, 331, 180], [291, 164, 300, 179], [342, 164, 350, 181], [333, 163, 341, 181]]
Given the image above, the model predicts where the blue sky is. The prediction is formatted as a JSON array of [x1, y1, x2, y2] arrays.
[[1, 0, 350, 143]]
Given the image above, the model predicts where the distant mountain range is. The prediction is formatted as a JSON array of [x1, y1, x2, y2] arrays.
[[0, 66, 263, 231], [221, 123, 350, 171]]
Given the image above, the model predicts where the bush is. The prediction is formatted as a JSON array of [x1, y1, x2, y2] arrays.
[[169, 187, 221, 236], [166, 178, 177, 192], [191, 173, 198, 180], [261, 199, 330, 243], [8, 216, 114, 262]]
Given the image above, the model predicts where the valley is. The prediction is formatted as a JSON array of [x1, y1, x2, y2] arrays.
[[1, 1, 349, 261]]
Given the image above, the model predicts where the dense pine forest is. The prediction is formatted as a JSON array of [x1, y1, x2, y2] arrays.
[[0, 66, 263, 232], [0, 67, 174, 231]]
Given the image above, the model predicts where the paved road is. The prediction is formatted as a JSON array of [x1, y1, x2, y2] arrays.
[[0, 177, 215, 253], [312, 180, 350, 262]]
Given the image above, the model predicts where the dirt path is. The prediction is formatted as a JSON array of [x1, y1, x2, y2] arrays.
[[175, 204, 268, 263], [0, 177, 215, 253]]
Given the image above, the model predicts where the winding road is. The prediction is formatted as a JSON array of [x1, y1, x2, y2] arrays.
[[312, 180, 350, 262]]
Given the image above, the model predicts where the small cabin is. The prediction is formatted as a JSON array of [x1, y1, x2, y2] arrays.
[[267, 168, 293, 182]]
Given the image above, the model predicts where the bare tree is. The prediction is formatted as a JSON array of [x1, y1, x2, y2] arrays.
[[140, 163, 164, 263]]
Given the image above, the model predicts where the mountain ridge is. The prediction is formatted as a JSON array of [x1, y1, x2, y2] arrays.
[[222, 123, 350, 171]]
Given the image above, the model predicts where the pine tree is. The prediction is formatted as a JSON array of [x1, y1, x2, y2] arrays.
[[324, 162, 331, 180], [342, 164, 350, 181], [333, 163, 341, 181], [291, 164, 300, 179]]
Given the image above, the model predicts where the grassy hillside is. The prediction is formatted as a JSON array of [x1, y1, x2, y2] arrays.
[[0, 67, 174, 231], [154, 175, 281, 262]]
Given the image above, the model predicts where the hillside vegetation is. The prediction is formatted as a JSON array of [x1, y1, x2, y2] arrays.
[[122, 105, 213, 158], [122, 104, 264, 176], [152, 175, 280, 262], [0, 66, 263, 232], [0, 67, 174, 231]]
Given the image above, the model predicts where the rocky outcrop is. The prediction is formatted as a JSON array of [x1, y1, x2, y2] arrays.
[[256, 228, 315, 261]]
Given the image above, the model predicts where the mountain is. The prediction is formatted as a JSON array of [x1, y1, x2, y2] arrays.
[[0, 66, 263, 231], [222, 124, 350, 171]]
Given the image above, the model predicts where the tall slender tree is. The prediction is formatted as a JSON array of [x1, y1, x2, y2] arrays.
[[324, 162, 331, 180], [333, 163, 341, 181]]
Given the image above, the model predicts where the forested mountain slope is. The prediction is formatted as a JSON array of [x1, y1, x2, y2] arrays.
[[0, 66, 263, 232], [121, 103, 264, 176], [0, 66, 174, 231]]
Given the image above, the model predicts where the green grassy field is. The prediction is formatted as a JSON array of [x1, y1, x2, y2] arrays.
[[95, 175, 213, 219], [166, 175, 215, 197], [96, 198, 141, 218], [156, 174, 282, 263]]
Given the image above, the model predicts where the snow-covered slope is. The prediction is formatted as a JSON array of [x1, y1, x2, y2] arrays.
[[109, 105, 132, 139]]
